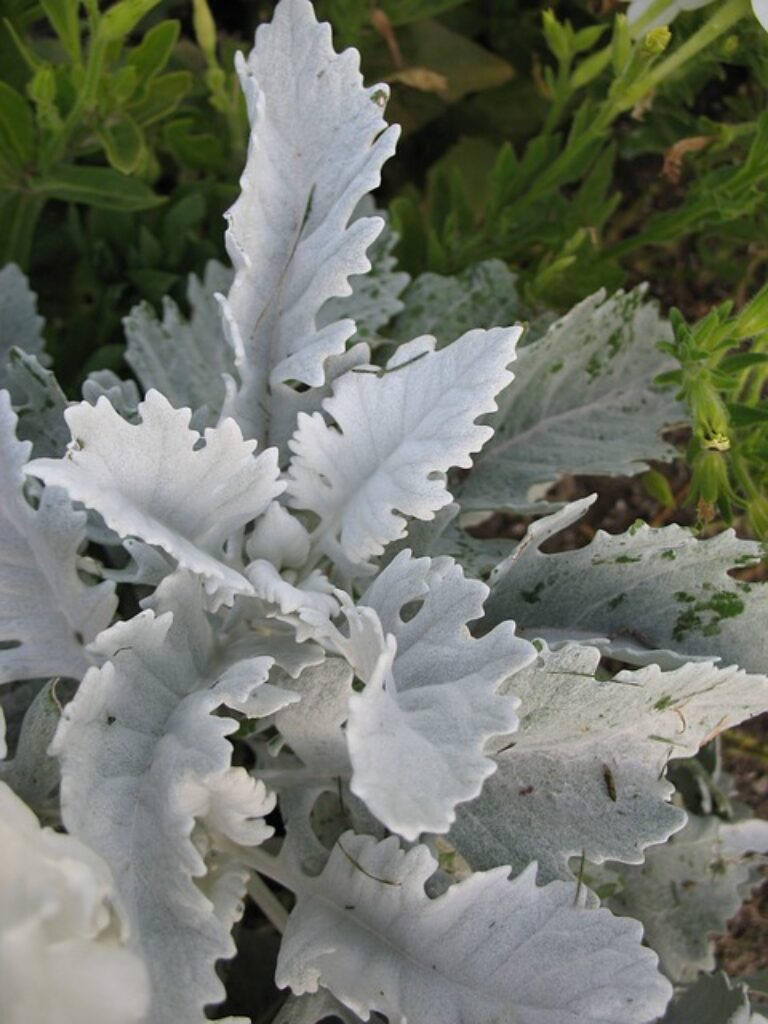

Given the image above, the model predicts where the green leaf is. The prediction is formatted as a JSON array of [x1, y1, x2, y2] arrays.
[[36, 165, 165, 211], [0, 81, 35, 174], [40, 0, 81, 62], [727, 402, 768, 427], [98, 0, 163, 42], [127, 70, 192, 126], [126, 19, 180, 81], [718, 352, 768, 373], [572, 23, 609, 54], [98, 115, 144, 174], [162, 118, 228, 174], [643, 468, 676, 508]]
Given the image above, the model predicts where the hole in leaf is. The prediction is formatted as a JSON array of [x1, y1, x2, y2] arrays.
[[399, 599, 424, 623]]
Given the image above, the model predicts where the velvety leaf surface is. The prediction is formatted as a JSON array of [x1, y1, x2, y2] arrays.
[[27, 389, 283, 602], [124, 261, 234, 420], [0, 777, 150, 1024], [461, 288, 683, 512], [0, 264, 47, 382], [0, 391, 116, 684], [599, 815, 757, 983], [219, 0, 399, 446], [276, 833, 673, 1024], [393, 259, 524, 348], [344, 551, 533, 839], [486, 501, 768, 672], [52, 573, 279, 1024], [450, 643, 768, 883], [288, 328, 521, 572], [318, 211, 409, 346]]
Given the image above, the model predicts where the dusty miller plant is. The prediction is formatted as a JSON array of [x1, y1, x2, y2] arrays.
[[1, 2, 768, 1022]]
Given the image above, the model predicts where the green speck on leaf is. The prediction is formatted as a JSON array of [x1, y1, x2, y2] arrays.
[[615, 555, 641, 564], [521, 581, 546, 604]]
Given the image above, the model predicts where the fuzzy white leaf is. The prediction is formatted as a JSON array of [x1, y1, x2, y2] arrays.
[[52, 573, 277, 1024], [219, 0, 399, 446], [342, 551, 534, 839], [0, 779, 150, 1024], [124, 261, 234, 420], [0, 391, 116, 684], [599, 815, 758, 983], [274, 658, 354, 779], [450, 643, 768, 882], [486, 504, 768, 672], [288, 327, 522, 570], [318, 209, 409, 346], [27, 389, 283, 603], [0, 264, 48, 380], [82, 369, 141, 420], [393, 260, 525, 348], [462, 288, 683, 512], [5, 347, 69, 457], [276, 832, 672, 1024]]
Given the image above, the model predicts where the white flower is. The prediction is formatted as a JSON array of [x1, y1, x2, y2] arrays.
[[0, 780, 150, 1024]]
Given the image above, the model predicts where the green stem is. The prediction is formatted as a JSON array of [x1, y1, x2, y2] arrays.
[[40, 30, 108, 171], [614, 0, 750, 114], [0, 191, 44, 269]]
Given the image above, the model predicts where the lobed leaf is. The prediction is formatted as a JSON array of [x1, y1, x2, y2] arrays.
[[288, 327, 522, 572], [27, 389, 283, 604], [52, 573, 284, 1024], [485, 499, 768, 673], [598, 815, 759, 983], [0, 777, 150, 1024], [124, 261, 235, 422], [0, 392, 116, 684], [461, 288, 683, 513], [276, 832, 673, 1024], [219, 0, 399, 447], [450, 643, 768, 883], [344, 551, 534, 839]]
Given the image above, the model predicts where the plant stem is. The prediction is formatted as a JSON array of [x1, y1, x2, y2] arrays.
[[0, 192, 44, 269], [614, 0, 750, 114], [231, 842, 300, 892], [248, 874, 290, 933], [40, 29, 108, 170]]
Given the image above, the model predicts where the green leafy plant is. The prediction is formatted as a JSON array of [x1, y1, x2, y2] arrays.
[[659, 281, 768, 534]]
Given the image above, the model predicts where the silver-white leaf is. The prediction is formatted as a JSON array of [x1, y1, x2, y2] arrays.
[[288, 328, 522, 572], [450, 643, 768, 883], [486, 505, 767, 673], [0, 391, 116, 684], [219, 0, 399, 446], [276, 832, 672, 1024], [52, 573, 277, 1024], [461, 287, 683, 512], [27, 389, 283, 603]]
